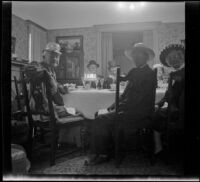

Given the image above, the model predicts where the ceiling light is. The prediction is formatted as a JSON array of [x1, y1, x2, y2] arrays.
[[118, 2, 126, 9], [140, 2, 146, 7], [129, 3, 135, 10]]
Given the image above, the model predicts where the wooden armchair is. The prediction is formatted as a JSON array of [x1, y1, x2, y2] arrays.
[[114, 67, 158, 167], [13, 71, 86, 166]]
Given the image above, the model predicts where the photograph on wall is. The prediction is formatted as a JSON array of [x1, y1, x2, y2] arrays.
[[56, 36, 83, 52]]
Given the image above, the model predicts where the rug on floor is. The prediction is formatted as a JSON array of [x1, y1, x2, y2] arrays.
[[31, 153, 183, 175]]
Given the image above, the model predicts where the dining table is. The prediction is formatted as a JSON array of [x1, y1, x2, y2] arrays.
[[59, 88, 166, 146], [62, 88, 166, 120]]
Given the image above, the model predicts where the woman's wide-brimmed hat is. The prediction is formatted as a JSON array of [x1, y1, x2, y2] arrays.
[[159, 44, 185, 67], [87, 60, 99, 68], [124, 43, 155, 62]]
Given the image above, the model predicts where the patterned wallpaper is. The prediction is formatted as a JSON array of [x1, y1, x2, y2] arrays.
[[11, 15, 185, 72], [47, 28, 97, 72], [12, 14, 28, 60], [157, 22, 185, 55]]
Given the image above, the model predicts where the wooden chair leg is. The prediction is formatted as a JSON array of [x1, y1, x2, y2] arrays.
[[115, 129, 124, 168], [148, 129, 156, 165], [50, 128, 57, 166], [27, 127, 33, 162]]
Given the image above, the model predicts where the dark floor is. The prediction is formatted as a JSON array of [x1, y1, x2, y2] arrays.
[[28, 145, 184, 176]]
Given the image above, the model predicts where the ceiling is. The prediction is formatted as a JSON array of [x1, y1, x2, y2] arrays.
[[12, 1, 185, 30]]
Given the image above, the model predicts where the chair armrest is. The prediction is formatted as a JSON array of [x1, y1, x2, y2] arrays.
[[12, 110, 27, 118], [31, 110, 50, 116]]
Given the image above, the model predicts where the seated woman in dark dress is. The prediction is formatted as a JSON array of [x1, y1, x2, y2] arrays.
[[152, 44, 185, 157], [85, 43, 156, 165]]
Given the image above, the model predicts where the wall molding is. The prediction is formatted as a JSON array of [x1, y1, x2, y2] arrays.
[[93, 22, 162, 32], [26, 20, 47, 32]]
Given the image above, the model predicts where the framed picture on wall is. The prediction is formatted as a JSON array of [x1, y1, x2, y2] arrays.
[[56, 36, 83, 53]]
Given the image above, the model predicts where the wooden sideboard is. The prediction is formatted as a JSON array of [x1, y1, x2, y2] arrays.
[[11, 59, 29, 95]]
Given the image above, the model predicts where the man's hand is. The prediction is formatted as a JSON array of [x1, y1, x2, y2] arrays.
[[155, 104, 160, 112]]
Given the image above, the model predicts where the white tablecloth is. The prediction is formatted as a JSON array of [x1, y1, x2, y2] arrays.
[[62, 88, 166, 119]]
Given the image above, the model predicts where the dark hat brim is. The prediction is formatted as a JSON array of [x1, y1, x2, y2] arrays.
[[87, 60, 99, 68], [159, 44, 185, 67]]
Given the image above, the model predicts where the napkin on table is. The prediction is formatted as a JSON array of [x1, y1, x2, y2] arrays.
[[98, 108, 109, 115]]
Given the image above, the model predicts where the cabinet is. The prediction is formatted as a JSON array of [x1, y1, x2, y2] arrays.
[[55, 36, 84, 84], [55, 50, 84, 84]]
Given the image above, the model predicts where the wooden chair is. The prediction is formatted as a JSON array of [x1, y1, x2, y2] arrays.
[[114, 67, 158, 167], [13, 71, 86, 166]]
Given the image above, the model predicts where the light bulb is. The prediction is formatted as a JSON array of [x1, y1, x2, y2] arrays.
[[140, 2, 145, 6], [118, 2, 126, 9], [129, 3, 135, 10]]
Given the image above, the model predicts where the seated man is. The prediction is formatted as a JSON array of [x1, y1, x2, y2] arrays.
[[85, 43, 156, 165], [85, 60, 100, 89], [104, 60, 117, 89], [152, 44, 185, 156], [24, 42, 84, 122]]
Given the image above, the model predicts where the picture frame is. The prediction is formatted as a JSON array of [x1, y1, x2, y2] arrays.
[[12, 37, 16, 54], [56, 36, 83, 53]]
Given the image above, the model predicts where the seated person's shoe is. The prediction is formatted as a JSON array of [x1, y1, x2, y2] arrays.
[[90, 154, 110, 165], [152, 150, 168, 164], [84, 154, 99, 166]]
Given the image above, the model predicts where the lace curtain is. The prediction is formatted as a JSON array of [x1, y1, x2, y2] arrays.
[[28, 22, 47, 62]]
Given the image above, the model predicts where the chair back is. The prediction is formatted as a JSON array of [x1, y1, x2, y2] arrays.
[[13, 76, 23, 110], [115, 67, 121, 115], [152, 68, 158, 112], [21, 70, 57, 165]]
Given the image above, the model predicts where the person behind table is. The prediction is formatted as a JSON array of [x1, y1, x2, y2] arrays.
[[85, 43, 156, 165], [152, 64, 166, 88], [24, 42, 84, 119], [152, 44, 185, 158], [85, 60, 100, 89], [103, 60, 118, 89]]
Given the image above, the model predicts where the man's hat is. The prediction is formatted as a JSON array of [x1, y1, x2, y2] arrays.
[[87, 60, 99, 68], [124, 43, 155, 62], [159, 44, 185, 67], [44, 42, 62, 54]]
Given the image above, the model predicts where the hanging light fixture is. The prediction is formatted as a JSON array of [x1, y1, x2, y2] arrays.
[[117, 2, 146, 11], [117, 2, 126, 9], [129, 3, 135, 10], [140, 2, 146, 7]]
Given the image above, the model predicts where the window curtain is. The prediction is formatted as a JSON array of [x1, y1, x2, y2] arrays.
[[143, 30, 154, 68], [28, 23, 47, 62], [101, 32, 113, 77]]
